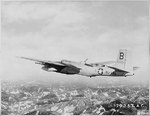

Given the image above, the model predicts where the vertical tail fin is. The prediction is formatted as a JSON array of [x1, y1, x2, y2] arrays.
[[116, 49, 133, 72]]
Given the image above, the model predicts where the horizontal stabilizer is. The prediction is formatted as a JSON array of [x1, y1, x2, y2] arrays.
[[133, 66, 140, 71]]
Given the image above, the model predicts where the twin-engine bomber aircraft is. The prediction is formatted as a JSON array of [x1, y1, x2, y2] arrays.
[[20, 49, 139, 77]]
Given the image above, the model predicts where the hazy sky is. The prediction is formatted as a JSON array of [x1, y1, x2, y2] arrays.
[[1, 1, 149, 85]]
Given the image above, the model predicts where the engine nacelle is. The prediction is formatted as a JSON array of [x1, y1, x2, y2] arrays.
[[125, 72, 134, 76], [42, 67, 57, 72]]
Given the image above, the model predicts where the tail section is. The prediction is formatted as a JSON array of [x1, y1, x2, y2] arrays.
[[115, 49, 133, 72]]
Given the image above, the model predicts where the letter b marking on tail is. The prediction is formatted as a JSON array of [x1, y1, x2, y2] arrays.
[[120, 52, 124, 60]]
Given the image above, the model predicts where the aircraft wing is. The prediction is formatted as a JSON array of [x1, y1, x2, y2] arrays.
[[19, 57, 80, 74], [90, 61, 116, 67], [19, 57, 64, 66], [91, 60, 132, 73], [108, 66, 130, 73]]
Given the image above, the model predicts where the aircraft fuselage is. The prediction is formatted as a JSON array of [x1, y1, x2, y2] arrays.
[[60, 60, 125, 77]]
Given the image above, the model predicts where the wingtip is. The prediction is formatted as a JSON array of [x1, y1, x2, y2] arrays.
[[16, 56, 25, 59], [16, 56, 31, 61], [16, 56, 22, 58]]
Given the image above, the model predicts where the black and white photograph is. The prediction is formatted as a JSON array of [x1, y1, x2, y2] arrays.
[[1, 0, 149, 115]]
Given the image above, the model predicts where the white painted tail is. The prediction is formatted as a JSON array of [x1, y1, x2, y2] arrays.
[[115, 49, 133, 72]]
